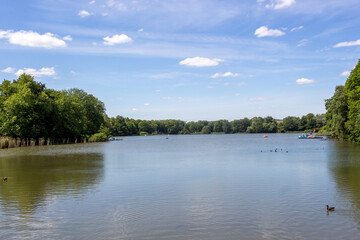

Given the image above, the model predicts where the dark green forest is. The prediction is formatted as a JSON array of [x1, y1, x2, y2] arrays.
[[3, 63, 360, 148], [325, 59, 360, 143], [0, 74, 107, 146], [105, 113, 325, 137]]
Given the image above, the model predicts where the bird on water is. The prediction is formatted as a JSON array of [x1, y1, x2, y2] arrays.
[[327, 205, 335, 211]]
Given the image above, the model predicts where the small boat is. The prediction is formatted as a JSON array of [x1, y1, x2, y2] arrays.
[[264, 135, 268, 138], [298, 134, 324, 139]]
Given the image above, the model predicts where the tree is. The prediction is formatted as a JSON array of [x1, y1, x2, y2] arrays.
[[231, 118, 251, 133], [315, 114, 326, 129], [344, 59, 360, 142], [282, 116, 300, 131], [325, 86, 348, 140], [0, 74, 53, 138], [249, 117, 264, 133], [164, 120, 184, 134], [0, 74, 106, 142], [213, 120, 223, 133], [138, 120, 155, 134], [201, 126, 211, 134], [67, 88, 106, 136], [109, 116, 129, 136], [51, 90, 85, 139], [263, 116, 278, 133]]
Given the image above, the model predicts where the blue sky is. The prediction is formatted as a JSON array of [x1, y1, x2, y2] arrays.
[[1, 0, 359, 121]]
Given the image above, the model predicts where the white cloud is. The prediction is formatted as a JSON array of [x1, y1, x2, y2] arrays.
[[78, 10, 91, 18], [144, 103, 150, 106], [211, 72, 240, 78], [296, 78, 315, 85], [138, 28, 144, 32], [15, 67, 56, 77], [89, 0, 95, 4], [0, 30, 67, 48], [0, 30, 10, 38], [1, 67, 15, 73], [290, 26, 303, 32], [296, 39, 309, 47], [265, 0, 296, 10], [341, 71, 351, 77], [155, 89, 161, 93], [132, 108, 137, 111], [107, 0, 127, 11], [63, 35, 72, 41], [103, 34, 132, 45], [333, 40, 360, 48], [254, 26, 285, 38], [179, 57, 224, 67]]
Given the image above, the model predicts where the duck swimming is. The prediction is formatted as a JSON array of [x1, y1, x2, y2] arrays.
[[326, 205, 335, 211]]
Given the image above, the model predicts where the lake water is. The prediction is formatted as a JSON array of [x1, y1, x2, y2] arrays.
[[1, 133, 360, 239]]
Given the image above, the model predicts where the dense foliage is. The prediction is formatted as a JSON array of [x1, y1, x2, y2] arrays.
[[105, 114, 325, 136], [0, 74, 327, 146], [326, 59, 360, 143], [0, 74, 106, 143]]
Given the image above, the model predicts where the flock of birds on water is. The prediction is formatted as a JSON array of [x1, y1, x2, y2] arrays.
[[261, 148, 288, 153]]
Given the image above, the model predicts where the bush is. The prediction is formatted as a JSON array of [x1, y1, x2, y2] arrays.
[[88, 132, 108, 142]]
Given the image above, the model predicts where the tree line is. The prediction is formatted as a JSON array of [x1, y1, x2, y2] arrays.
[[0, 73, 327, 147], [105, 113, 325, 136], [325, 59, 360, 143], [0, 74, 107, 146]]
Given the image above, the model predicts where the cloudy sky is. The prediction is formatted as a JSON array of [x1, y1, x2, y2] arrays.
[[1, 0, 359, 121]]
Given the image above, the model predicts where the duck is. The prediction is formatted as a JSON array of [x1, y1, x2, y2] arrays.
[[326, 205, 335, 211], [2, 177, 8, 182]]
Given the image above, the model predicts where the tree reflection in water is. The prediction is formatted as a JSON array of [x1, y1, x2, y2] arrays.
[[0, 152, 104, 214], [328, 141, 360, 222]]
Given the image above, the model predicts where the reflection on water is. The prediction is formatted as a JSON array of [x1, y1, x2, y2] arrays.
[[328, 141, 360, 224], [0, 144, 104, 214], [1, 135, 360, 239]]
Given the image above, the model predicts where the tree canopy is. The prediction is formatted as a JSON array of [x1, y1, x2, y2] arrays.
[[326, 59, 360, 143], [0, 74, 106, 142], [0, 74, 330, 146], [104, 114, 325, 136]]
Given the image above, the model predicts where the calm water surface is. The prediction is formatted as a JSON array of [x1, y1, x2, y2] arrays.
[[1, 134, 360, 239]]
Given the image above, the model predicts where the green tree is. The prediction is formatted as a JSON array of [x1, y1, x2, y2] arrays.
[[231, 118, 251, 133], [201, 125, 211, 134], [67, 88, 106, 136], [0, 74, 53, 139], [164, 120, 184, 134], [51, 90, 85, 140], [263, 116, 278, 133], [249, 117, 264, 133], [325, 86, 348, 140], [282, 116, 300, 131], [344, 59, 360, 142]]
